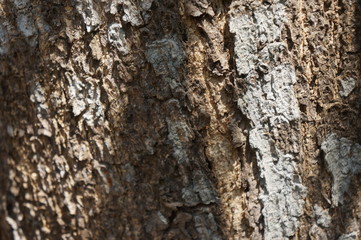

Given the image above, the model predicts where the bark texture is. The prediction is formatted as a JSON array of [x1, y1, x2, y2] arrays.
[[1, 0, 361, 239]]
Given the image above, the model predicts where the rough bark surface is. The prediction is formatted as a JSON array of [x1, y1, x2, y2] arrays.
[[1, 0, 361, 239]]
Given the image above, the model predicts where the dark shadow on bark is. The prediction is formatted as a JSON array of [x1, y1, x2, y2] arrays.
[[0, 0, 53, 238], [113, 1, 224, 238]]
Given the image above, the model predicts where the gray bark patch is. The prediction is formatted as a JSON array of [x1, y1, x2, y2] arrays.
[[339, 77, 356, 97], [314, 204, 331, 228], [0, 24, 9, 55], [230, 3, 306, 239], [321, 133, 361, 206], [75, 0, 101, 32], [145, 38, 186, 99], [338, 232, 358, 240], [108, 23, 129, 55]]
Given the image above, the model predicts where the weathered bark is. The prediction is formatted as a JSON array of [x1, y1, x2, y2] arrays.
[[1, 0, 361, 239]]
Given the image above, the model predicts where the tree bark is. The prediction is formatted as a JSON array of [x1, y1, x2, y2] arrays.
[[1, 0, 361, 239]]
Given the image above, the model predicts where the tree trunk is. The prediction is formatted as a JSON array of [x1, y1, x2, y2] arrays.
[[1, 0, 361, 239]]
